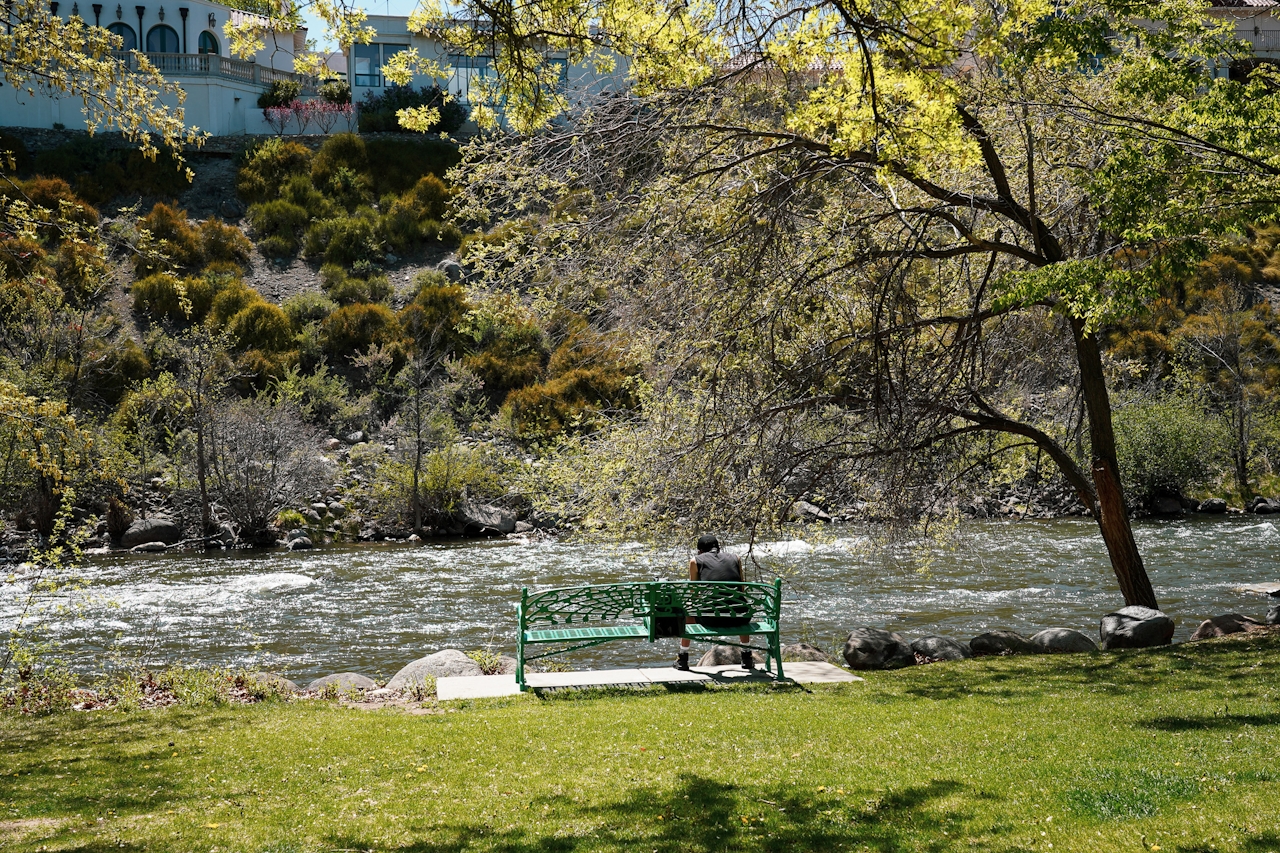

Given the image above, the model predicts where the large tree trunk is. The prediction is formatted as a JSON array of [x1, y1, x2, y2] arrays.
[[1071, 318, 1158, 609]]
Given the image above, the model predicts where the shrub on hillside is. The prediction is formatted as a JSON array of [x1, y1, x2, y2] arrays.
[[0, 236, 46, 279], [357, 84, 468, 134], [208, 279, 262, 327], [249, 200, 309, 256], [311, 133, 368, 189], [73, 337, 151, 408], [319, 264, 392, 305], [228, 301, 293, 353], [1114, 394, 1229, 504], [282, 292, 337, 331], [398, 274, 471, 356], [304, 209, 382, 266], [319, 79, 351, 105], [380, 175, 462, 252], [236, 137, 313, 204], [459, 295, 548, 403], [392, 174, 452, 222], [320, 303, 403, 362], [18, 176, 99, 233], [364, 138, 463, 195], [198, 219, 253, 269], [32, 137, 189, 203], [53, 240, 112, 305], [134, 202, 202, 276], [132, 272, 187, 321], [279, 174, 336, 220]]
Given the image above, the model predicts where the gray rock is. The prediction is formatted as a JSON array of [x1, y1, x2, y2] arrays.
[[461, 503, 517, 535], [130, 541, 167, 553], [302, 509, 322, 524], [514, 520, 534, 534], [386, 650, 483, 689], [326, 502, 347, 519], [323, 437, 343, 452], [696, 645, 766, 667], [495, 655, 518, 675], [911, 635, 973, 662], [121, 517, 182, 548], [1249, 496, 1280, 514], [310, 502, 330, 517], [436, 259, 463, 281], [307, 672, 377, 693], [788, 500, 832, 523], [1189, 613, 1262, 641], [286, 536, 313, 551], [249, 672, 298, 693], [344, 431, 366, 445], [969, 630, 1037, 656], [781, 642, 830, 662], [843, 627, 916, 670], [1268, 603, 1280, 626], [1197, 498, 1228, 514], [1099, 606, 1175, 650], [219, 198, 245, 218], [1151, 495, 1184, 515], [1029, 628, 1098, 654]]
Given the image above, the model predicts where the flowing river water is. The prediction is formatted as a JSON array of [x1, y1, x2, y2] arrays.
[[4, 515, 1278, 682]]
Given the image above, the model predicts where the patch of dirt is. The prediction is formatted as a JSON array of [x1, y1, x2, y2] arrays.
[[0, 818, 63, 843]]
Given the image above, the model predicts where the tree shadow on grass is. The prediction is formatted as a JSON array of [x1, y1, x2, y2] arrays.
[[325, 774, 990, 853]]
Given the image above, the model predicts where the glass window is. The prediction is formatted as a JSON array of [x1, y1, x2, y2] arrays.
[[353, 43, 381, 87], [146, 24, 179, 53], [197, 31, 219, 55], [447, 55, 494, 105], [107, 22, 136, 52]]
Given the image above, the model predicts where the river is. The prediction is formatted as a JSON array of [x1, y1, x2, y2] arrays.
[[3, 515, 1277, 683]]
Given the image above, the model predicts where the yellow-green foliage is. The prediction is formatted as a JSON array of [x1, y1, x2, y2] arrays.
[[249, 200, 309, 256], [134, 202, 202, 276], [208, 279, 261, 327], [236, 137, 313, 204], [0, 236, 46, 280], [390, 174, 452, 222], [131, 272, 188, 321], [11, 176, 99, 236], [460, 294, 548, 402], [227, 301, 293, 353], [304, 209, 382, 266], [71, 337, 150, 407], [197, 219, 252, 269], [320, 303, 403, 361], [282, 292, 337, 332], [398, 272, 471, 357], [319, 264, 392, 305], [311, 133, 369, 190], [52, 241, 111, 305]]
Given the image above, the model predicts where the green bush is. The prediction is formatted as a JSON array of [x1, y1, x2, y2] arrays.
[[393, 174, 452, 221], [53, 240, 111, 305], [319, 79, 351, 105], [380, 174, 460, 252], [236, 137, 313, 204], [503, 367, 638, 438], [0, 236, 45, 279], [366, 444, 507, 529], [257, 79, 303, 109], [273, 364, 370, 432], [460, 295, 548, 403], [134, 202, 202, 276], [198, 219, 253, 269], [311, 133, 368, 189], [282, 292, 337, 331], [304, 209, 382, 266], [364, 138, 463, 196], [279, 174, 336, 220], [18, 176, 99, 231], [76, 337, 151, 407], [31, 137, 189, 203], [319, 264, 391, 305], [228, 301, 293, 353], [1114, 394, 1229, 503], [398, 274, 471, 356], [208, 279, 262, 327], [357, 84, 468, 135], [249, 200, 309, 256], [132, 272, 187, 321], [320, 303, 403, 361]]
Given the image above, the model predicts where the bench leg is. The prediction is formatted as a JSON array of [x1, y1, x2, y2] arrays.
[[771, 633, 785, 680], [516, 632, 526, 691]]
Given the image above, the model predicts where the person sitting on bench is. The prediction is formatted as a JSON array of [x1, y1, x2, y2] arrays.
[[675, 534, 754, 671]]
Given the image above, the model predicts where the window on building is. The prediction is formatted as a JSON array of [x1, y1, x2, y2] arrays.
[[353, 42, 409, 88], [146, 24, 179, 53], [107, 22, 136, 52], [447, 55, 495, 105], [198, 30, 219, 55]]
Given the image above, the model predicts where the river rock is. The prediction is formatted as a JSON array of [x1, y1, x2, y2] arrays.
[[1099, 606, 1175, 650], [1269, 603, 1280, 625], [697, 645, 767, 667], [308, 672, 377, 693], [911, 636, 973, 662], [310, 502, 330, 517], [1197, 498, 1228, 514], [121, 517, 182, 548], [461, 503, 517, 535], [327, 502, 347, 518], [131, 541, 167, 553], [249, 672, 298, 693], [386, 650, 483, 689], [1189, 613, 1263, 641], [781, 642, 830, 662], [788, 501, 832, 523], [286, 536, 313, 551], [1030, 628, 1098, 654], [1249, 497, 1280, 514], [1150, 494, 1185, 515], [969, 630, 1037, 656], [843, 628, 915, 670]]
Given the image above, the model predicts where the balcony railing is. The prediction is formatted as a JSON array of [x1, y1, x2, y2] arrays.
[[110, 51, 318, 92]]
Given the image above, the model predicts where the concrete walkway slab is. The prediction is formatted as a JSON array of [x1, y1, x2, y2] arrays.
[[434, 660, 863, 700]]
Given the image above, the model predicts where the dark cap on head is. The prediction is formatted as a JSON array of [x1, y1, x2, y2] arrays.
[[696, 534, 720, 553]]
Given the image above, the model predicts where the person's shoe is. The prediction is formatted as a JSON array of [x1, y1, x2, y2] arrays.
[[741, 649, 755, 670], [674, 651, 690, 671]]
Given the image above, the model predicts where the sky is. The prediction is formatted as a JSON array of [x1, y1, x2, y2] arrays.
[[300, 0, 426, 51]]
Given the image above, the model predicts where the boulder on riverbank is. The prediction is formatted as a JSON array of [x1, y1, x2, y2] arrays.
[[969, 630, 1037, 656], [1249, 497, 1280, 514], [249, 672, 299, 693], [458, 503, 517, 536], [1270, 604, 1280, 626], [1099, 606, 1175, 650], [1029, 628, 1098, 654], [843, 628, 915, 669], [1189, 613, 1263, 641], [387, 650, 483, 689], [781, 642, 831, 662], [1197, 498, 1228, 514], [121, 517, 182, 548], [308, 672, 377, 693], [911, 635, 972, 662], [697, 645, 766, 667]]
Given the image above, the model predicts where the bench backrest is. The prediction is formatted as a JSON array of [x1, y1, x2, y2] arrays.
[[519, 579, 782, 628]]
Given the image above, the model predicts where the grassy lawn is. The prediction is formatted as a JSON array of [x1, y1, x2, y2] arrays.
[[2, 634, 1278, 853]]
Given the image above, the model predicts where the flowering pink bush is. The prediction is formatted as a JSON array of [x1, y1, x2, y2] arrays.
[[262, 100, 356, 135], [263, 106, 292, 135]]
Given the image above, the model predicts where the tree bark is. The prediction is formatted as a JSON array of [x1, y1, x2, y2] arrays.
[[1071, 317, 1158, 609]]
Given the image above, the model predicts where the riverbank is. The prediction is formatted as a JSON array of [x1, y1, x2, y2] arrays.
[[3, 631, 1278, 852]]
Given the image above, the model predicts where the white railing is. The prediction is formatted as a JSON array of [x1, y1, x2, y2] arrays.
[[109, 51, 318, 92]]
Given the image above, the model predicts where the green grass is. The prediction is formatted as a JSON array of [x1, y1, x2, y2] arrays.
[[3, 634, 1280, 852]]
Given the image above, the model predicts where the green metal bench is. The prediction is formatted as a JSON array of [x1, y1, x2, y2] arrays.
[[515, 578, 784, 690]]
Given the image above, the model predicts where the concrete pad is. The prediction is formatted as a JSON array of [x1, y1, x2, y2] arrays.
[[436, 674, 520, 701], [524, 668, 651, 689], [779, 661, 864, 683]]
